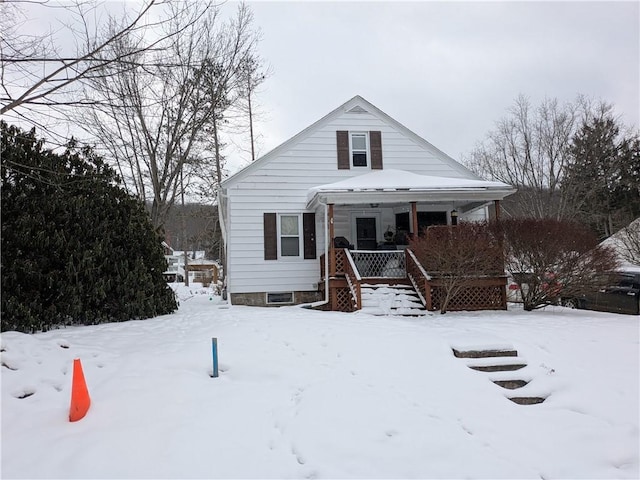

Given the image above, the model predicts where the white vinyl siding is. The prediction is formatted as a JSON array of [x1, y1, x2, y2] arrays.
[[226, 199, 318, 293], [224, 103, 483, 295]]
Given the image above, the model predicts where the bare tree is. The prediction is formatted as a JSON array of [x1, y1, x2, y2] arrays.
[[1, 0, 204, 127], [491, 218, 618, 311], [465, 95, 607, 219], [410, 222, 504, 314], [78, 2, 261, 230]]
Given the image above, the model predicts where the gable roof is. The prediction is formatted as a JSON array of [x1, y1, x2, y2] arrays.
[[221, 95, 481, 188]]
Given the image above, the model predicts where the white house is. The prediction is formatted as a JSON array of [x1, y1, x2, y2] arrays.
[[218, 95, 516, 312]]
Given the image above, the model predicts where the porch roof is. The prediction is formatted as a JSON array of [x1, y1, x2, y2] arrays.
[[306, 169, 516, 209]]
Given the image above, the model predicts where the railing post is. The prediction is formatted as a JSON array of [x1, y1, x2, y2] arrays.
[[328, 203, 335, 241], [343, 249, 363, 311], [424, 279, 432, 311], [500, 281, 508, 310], [405, 248, 433, 311], [355, 281, 361, 312]]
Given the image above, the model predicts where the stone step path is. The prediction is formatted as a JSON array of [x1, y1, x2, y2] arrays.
[[452, 346, 547, 405], [453, 348, 518, 358], [508, 396, 546, 405], [493, 379, 528, 390]]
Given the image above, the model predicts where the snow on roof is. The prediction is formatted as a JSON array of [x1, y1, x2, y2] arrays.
[[307, 169, 515, 203], [600, 217, 640, 271]]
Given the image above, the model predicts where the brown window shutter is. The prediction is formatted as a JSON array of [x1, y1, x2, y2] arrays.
[[264, 213, 277, 260], [303, 213, 316, 259], [370, 131, 383, 169], [336, 131, 350, 169]]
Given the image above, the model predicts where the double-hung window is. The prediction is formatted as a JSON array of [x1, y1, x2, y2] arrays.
[[279, 214, 301, 257], [350, 132, 368, 167], [264, 212, 316, 261], [336, 130, 382, 170]]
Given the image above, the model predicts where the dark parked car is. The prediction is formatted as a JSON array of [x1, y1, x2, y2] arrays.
[[563, 271, 640, 315]]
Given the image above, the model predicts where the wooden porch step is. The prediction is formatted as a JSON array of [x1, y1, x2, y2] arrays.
[[360, 284, 426, 316], [361, 298, 424, 309], [361, 283, 414, 289], [360, 306, 427, 316]]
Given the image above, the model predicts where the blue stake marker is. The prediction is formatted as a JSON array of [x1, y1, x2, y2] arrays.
[[211, 337, 219, 378]]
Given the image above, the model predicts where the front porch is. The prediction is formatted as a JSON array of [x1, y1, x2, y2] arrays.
[[319, 247, 507, 313], [308, 169, 514, 313]]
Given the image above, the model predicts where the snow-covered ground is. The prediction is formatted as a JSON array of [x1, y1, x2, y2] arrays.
[[2, 284, 638, 479]]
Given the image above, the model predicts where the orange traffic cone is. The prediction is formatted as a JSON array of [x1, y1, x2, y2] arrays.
[[69, 358, 91, 422]]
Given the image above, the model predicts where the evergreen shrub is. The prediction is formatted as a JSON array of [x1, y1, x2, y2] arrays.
[[1, 122, 177, 332]]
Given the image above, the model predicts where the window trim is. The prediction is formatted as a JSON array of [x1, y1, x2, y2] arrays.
[[350, 131, 370, 168], [278, 213, 303, 259]]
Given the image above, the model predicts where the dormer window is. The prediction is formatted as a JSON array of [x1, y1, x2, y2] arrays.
[[350, 132, 368, 167]]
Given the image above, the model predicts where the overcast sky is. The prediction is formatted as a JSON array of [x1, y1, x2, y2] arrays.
[[8, 1, 639, 178], [229, 0, 639, 174]]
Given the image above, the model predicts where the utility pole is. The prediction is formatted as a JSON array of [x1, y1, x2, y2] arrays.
[[248, 75, 255, 162], [181, 168, 189, 286]]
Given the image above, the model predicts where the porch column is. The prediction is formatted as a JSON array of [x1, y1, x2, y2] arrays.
[[328, 203, 335, 244], [328, 203, 335, 276], [410, 202, 418, 238], [494, 200, 501, 221]]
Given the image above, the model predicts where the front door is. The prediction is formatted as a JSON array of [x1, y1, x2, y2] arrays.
[[356, 217, 377, 250]]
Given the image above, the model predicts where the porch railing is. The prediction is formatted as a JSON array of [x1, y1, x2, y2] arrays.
[[321, 249, 406, 280], [350, 250, 406, 279], [343, 249, 362, 311], [320, 247, 506, 313], [405, 248, 432, 310], [320, 249, 345, 280]]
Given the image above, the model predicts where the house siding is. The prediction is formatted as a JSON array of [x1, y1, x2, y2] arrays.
[[227, 193, 320, 294], [225, 104, 483, 297]]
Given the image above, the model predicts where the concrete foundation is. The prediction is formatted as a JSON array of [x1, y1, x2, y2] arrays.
[[230, 291, 322, 307]]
